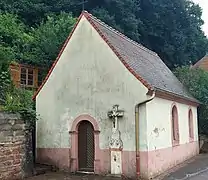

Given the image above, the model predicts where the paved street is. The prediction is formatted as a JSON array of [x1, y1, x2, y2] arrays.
[[25, 170, 208, 180], [26, 154, 208, 180], [26, 173, 123, 180], [161, 154, 208, 180], [165, 168, 208, 180], [26, 170, 208, 180], [189, 170, 208, 180]]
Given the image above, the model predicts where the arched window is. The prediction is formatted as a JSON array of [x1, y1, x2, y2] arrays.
[[188, 109, 194, 139], [171, 105, 179, 144]]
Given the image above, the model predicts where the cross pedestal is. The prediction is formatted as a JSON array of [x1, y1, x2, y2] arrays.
[[108, 105, 124, 176]]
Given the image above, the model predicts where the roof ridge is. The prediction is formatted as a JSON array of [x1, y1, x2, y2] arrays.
[[86, 12, 159, 58]]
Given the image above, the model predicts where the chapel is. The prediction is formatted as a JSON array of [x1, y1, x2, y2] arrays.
[[33, 11, 199, 179]]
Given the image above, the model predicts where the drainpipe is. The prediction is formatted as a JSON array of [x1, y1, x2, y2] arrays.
[[135, 90, 155, 177]]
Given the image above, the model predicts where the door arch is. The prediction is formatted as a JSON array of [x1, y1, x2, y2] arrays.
[[70, 114, 101, 173], [78, 120, 95, 171]]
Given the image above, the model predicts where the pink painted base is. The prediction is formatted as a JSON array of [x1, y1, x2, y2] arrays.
[[122, 151, 137, 177], [36, 141, 199, 179], [36, 148, 71, 170], [36, 148, 111, 174], [36, 148, 136, 177], [140, 141, 199, 179]]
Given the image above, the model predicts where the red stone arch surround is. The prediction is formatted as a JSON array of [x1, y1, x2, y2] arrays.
[[69, 114, 101, 173], [171, 102, 180, 146]]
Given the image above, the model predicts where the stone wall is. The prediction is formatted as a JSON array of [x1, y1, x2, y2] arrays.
[[0, 112, 33, 180]]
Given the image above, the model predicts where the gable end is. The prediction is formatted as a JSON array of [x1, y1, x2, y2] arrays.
[[32, 11, 153, 100]]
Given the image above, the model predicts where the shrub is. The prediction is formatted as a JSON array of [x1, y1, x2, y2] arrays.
[[0, 72, 37, 126], [174, 66, 208, 134]]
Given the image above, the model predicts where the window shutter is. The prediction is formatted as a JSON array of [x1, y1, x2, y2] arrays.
[[9, 63, 20, 88]]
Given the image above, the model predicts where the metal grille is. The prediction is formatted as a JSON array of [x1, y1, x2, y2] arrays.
[[78, 121, 94, 171], [86, 123, 94, 169]]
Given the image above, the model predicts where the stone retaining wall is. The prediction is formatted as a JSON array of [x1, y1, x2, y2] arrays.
[[0, 112, 33, 180]]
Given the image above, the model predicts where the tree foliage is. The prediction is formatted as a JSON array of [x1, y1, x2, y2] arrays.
[[0, 13, 22, 68], [174, 66, 208, 134], [22, 12, 76, 67], [0, 0, 73, 25], [137, 0, 208, 68], [91, 0, 142, 43], [0, 13, 24, 106], [1, 0, 207, 69]]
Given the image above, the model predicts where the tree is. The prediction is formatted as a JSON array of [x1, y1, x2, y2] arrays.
[[0, 0, 208, 69], [138, 0, 208, 68], [174, 66, 208, 134], [0, 12, 31, 65], [0, 0, 75, 26], [91, 0, 142, 42], [22, 12, 76, 68], [0, 46, 14, 71], [0, 13, 32, 107]]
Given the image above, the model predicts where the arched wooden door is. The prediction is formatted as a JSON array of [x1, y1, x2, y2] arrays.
[[78, 120, 95, 172]]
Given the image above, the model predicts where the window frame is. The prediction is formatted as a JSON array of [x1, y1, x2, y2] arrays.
[[171, 104, 180, 146], [20, 67, 35, 87], [188, 108, 194, 141]]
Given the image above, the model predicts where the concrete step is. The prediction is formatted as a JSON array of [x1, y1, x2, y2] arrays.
[[33, 163, 55, 176]]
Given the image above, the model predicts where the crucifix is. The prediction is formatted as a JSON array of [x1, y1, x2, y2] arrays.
[[108, 105, 124, 175], [108, 105, 124, 131]]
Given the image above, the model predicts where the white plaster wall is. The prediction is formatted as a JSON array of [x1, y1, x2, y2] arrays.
[[36, 16, 149, 151], [146, 97, 198, 151], [138, 104, 148, 151]]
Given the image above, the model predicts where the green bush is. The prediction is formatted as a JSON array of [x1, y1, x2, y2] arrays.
[[0, 70, 11, 106], [2, 87, 37, 124], [0, 71, 37, 125], [174, 66, 208, 134]]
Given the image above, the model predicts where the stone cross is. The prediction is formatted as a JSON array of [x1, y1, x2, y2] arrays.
[[108, 105, 124, 130]]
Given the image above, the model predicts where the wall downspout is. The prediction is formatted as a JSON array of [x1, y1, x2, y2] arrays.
[[135, 90, 155, 178]]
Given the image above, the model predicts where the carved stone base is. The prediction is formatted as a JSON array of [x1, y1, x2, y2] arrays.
[[110, 150, 122, 175], [109, 129, 123, 149]]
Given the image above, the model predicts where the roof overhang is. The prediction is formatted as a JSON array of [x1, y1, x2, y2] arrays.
[[155, 88, 200, 107]]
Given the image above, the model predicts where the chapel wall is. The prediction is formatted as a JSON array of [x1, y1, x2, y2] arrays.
[[146, 97, 198, 150], [141, 97, 199, 179]]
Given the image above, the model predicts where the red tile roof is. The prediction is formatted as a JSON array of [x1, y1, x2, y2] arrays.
[[192, 54, 208, 71]]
